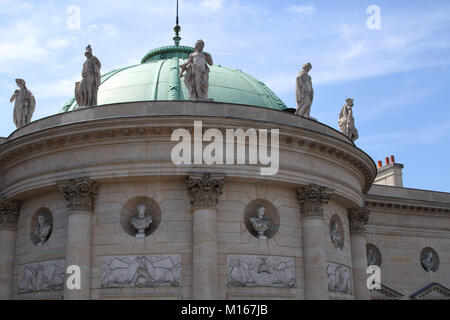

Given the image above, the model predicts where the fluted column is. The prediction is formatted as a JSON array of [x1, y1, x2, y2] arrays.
[[348, 207, 370, 300], [297, 185, 333, 300], [0, 199, 21, 300], [187, 173, 224, 300], [59, 178, 98, 300]]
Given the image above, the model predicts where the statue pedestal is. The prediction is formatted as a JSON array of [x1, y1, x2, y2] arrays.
[[135, 232, 146, 238]]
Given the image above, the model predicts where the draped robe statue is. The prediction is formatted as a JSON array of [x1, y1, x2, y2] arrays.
[[77, 45, 101, 107], [35, 214, 52, 246], [330, 220, 343, 249], [296, 63, 314, 118], [180, 40, 213, 101], [9, 79, 36, 129], [338, 98, 359, 142]]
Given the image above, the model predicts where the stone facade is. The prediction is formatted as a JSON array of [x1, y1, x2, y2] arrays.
[[0, 101, 448, 300]]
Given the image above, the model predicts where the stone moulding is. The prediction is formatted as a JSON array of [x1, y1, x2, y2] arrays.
[[0, 126, 375, 194], [227, 255, 296, 288], [366, 198, 450, 215], [409, 282, 450, 300], [18, 260, 65, 294], [0, 103, 376, 203], [370, 283, 404, 300], [101, 255, 182, 289]]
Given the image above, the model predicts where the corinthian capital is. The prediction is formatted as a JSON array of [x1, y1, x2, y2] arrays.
[[0, 199, 21, 229], [186, 173, 225, 209], [297, 184, 334, 218], [58, 178, 98, 212], [347, 207, 370, 235]]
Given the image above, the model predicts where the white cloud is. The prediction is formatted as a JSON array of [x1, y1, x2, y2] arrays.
[[33, 76, 80, 99], [102, 24, 120, 39], [359, 121, 450, 151], [1, 1, 450, 124], [358, 86, 444, 123], [288, 5, 316, 16], [46, 38, 71, 50], [0, 22, 48, 68], [0, 0, 33, 15], [200, 0, 224, 12], [262, 6, 450, 93]]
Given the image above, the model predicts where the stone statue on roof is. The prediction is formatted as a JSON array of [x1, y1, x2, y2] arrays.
[[9, 78, 36, 129], [180, 40, 213, 101], [339, 98, 359, 142], [296, 62, 314, 118], [76, 45, 101, 107]]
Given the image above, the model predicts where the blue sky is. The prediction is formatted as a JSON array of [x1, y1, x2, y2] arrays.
[[1, 0, 449, 192]]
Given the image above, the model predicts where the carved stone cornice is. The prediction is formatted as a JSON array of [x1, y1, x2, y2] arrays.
[[370, 284, 404, 300], [0, 102, 376, 197], [58, 178, 98, 212], [297, 184, 334, 218], [0, 199, 21, 229], [186, 173, 225, 209], [410, 282, 450, 300], [348, 207, 370, 234], [366, 199, 450, 215]]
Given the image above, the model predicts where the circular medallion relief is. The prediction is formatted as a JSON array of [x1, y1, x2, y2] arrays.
[[420, 247, 439, 273], [120, 197, 161, 238], [30, 208, 53, 247], [366, 244, 382, 267], [329, 215, 344, 250], [244, 199, 280, 240]]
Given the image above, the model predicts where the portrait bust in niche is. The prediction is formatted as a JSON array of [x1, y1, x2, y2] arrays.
[[250, 206, 271, 240], [131, 204, 153, 238], [420, 248, 439, 273]]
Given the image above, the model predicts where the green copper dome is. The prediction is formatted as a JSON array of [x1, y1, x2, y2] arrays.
[[60, 45, 287, 112]]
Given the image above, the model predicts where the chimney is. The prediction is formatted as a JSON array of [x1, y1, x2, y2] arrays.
[[374, 155, 404, 187]]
